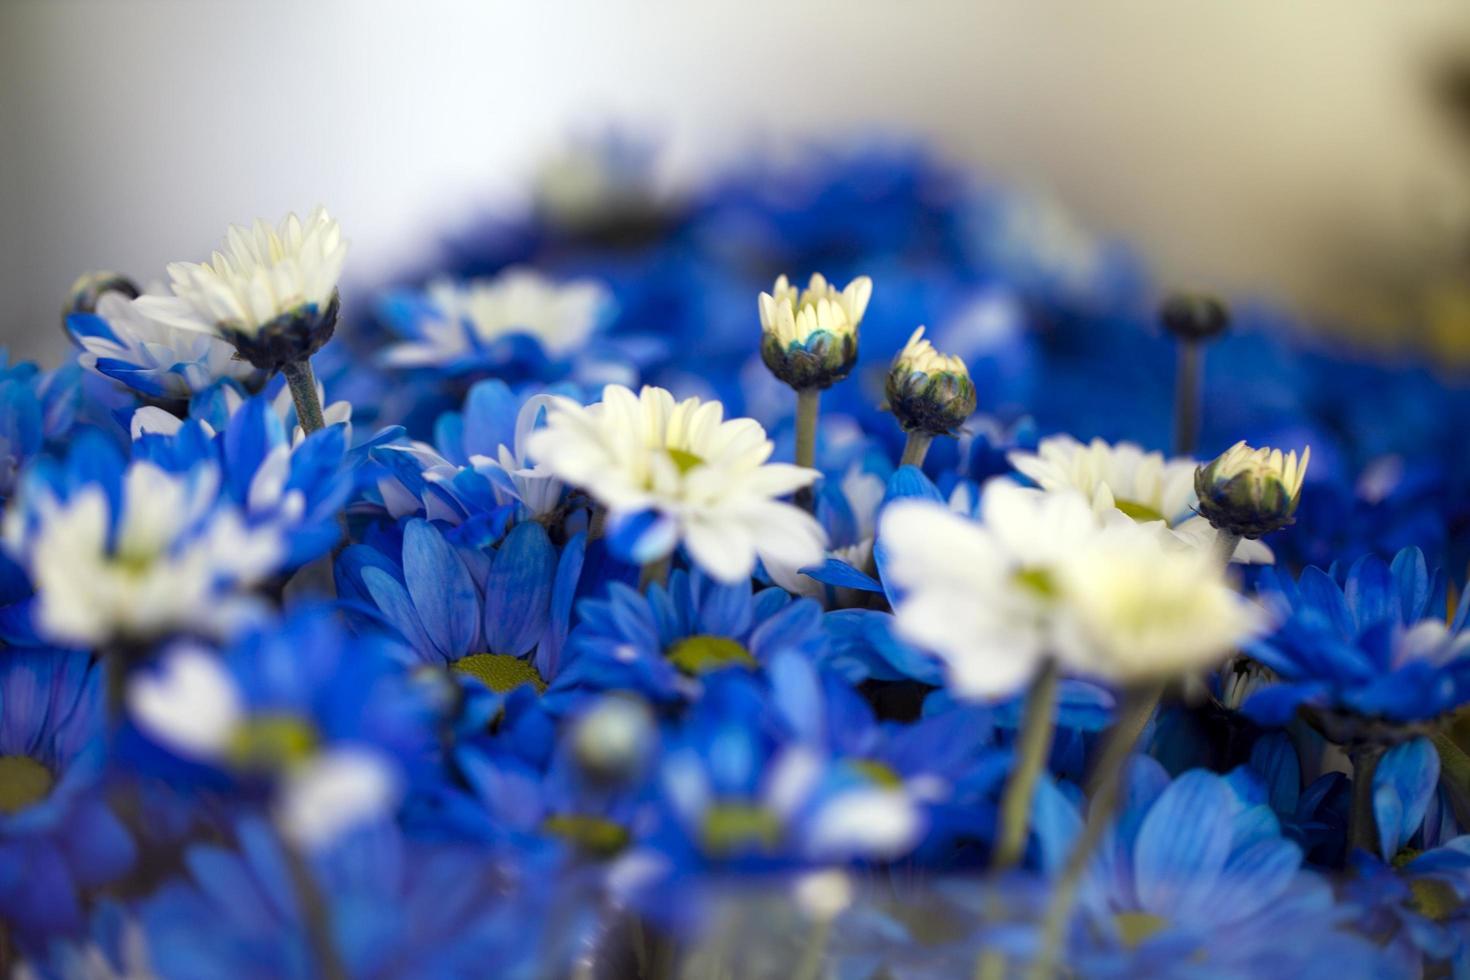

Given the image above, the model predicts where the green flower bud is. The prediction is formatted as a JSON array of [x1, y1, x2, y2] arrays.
[[1195, 441, 1310, 538], [884, 327, 976, 435]]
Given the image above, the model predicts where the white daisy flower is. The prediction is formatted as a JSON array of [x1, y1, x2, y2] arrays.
[[1008, 435, 1272, 563], [758, 273, 871, 389], [67, 286, 259, 400], [882, 479, 1263, 697], [3, 462, 282, 646], [526, 384, 827, 583], [880, 479, 1102, 698], [382, 268, 610, 369], [1053, 521, 1268, 682], [1195, 440, 1311, 538], [135, 207, 347, 368]]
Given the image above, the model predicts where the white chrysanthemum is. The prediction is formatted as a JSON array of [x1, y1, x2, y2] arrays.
[[892, 326, 967, 376], [881, 480, 1103, 698], [758, 273, 873, 346], [1204, 441, 1310, 502], [527, 384, 827, 582], [136, 207, 347, 337], [74, 289, 258, 398], [383, 268, 609, 367], [3, 463, 282, 645], [1009, 435, 1272, 563], [1053, 523, 1267, 681]]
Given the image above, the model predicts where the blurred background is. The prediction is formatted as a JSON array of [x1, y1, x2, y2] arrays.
[[4, 0, 1470, 364]]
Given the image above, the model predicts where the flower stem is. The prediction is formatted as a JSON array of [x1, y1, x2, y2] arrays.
[[1211, 530, 1241, 569], [279, 831, 348, 980], [992, 658, 1059, 872], [1030, 682, 1163, 980], [794, 388, 821, 511], [588, 505, 607, 542], [1347, 744, 1385, 857], [639, 553, 671, 592], [899, 431, 933, 470], [791, 918, 832, 980], [1173, 339, 1201, 457], [1430, 731, 1470, 828], [283, 358, 326, 435]]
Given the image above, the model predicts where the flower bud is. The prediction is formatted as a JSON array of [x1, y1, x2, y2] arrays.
[[1194, 441, 1310, 538], [884, 327, 976, 435], [1160, 293, 1229, 343], [758, 273, 870, 390], [64, 271, 140, 320], [571, 693, 656, 784]]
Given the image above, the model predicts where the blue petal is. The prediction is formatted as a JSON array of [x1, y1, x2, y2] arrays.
[[402, 519, 481, 660], [483, 522, 555, 657], [1373, 736, 1441, 860], [607, 509, 678, 565], [1132, 770, 1235, 921], [800, 558, 883, 594]]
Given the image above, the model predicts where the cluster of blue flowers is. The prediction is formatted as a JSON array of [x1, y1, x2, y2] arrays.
[[2, 139, 1468, 979]]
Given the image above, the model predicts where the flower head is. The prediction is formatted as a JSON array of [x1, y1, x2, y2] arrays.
[[885, 326, 976, 435], [381, 268, 612, 374], [135, 207, 347, 370], [527, 384, 826, 582], [758, 273, 871, 390], [1195, 440, 1310, 539], [1159, 292, 1230, 342]]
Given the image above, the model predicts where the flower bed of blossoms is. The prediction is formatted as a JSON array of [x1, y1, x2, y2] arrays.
[[2, 142, 1469, 978]]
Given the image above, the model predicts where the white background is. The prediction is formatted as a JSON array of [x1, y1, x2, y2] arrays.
[[2, 1, 1467, 362]]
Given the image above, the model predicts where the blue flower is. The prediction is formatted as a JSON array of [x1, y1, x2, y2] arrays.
[[546, 567, 825, 709], [0, 649, 135, 947], [138, 818, 563, 979], [1241, 548, 1470, 726], [337, 517, 582, 692], [1032, 759, 1382, 977]]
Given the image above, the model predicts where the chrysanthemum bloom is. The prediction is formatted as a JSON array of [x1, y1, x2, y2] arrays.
[[1010, 435, 1272, 563], [136, 208, 347, 372], [885, 326, 976, 436], [527, 384, 827, 582], [881, 480, 1263, 697], [758, 273, 871, 390], [380, 268, 612, 374], [2, 439, 284, 647], [1195, 440, 1310, 540]]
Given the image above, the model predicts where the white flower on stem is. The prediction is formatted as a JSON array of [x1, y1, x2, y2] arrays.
[[1054, 522, 1268, 681], [527, 384, 827, 582], [3, 462, 282, 646], [880, 480, 1102, 698], [1195, 441, 1311, 539], [758, 273, 872, 349], [137, 208, 347, 340], [382, 268, 610, 368], [1009, 435, 1272, 563]]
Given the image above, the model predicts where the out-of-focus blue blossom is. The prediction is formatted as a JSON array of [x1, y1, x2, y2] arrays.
[[0, 650, 135, 948], [1242, 548, 1470, 726]]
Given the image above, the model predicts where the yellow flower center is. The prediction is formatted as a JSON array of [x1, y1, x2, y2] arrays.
[[1115, 499, 1167, 524], [0, 756, 54, 814], [453, 653, 547, 694], [666, 635, 757, 675], [666, 448, 704, 475], [1114, 911, 1169, 947]]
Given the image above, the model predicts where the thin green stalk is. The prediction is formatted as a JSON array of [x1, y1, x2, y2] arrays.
[[1173, 340, 1201, 457], [795, 388, 821, 511], [279, 832, 347, 980], [1348, 744, 1384, 856], [283, 358, 326, 435], [992, 659, 1060, 872], [898, 431, 933, 470], [1031, 683, 1163, 980], [639, 553, 672, 592], [589, 505, 608, 542], [1211, 530, 1241, 569], [1430, 731, 1470, 827], [791, 918, 833, 980]]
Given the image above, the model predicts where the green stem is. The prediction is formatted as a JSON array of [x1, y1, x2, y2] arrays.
[[1031, 683, 1163, 980], [1348, 744, 1384, 856], [791, 918, 832, 980], [279, 832, 347, 980], [899, 431, 933, 470], [1430, 730, 1470, 828], [1173, 340, 1201, 457], [283, 358, 326, 435], [794, 388, 821, 511], [588, 505, 607, 542], [1211, 530, 1241, 569], [992, 658, 1059, 872], [639, 553, 671, 592]]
